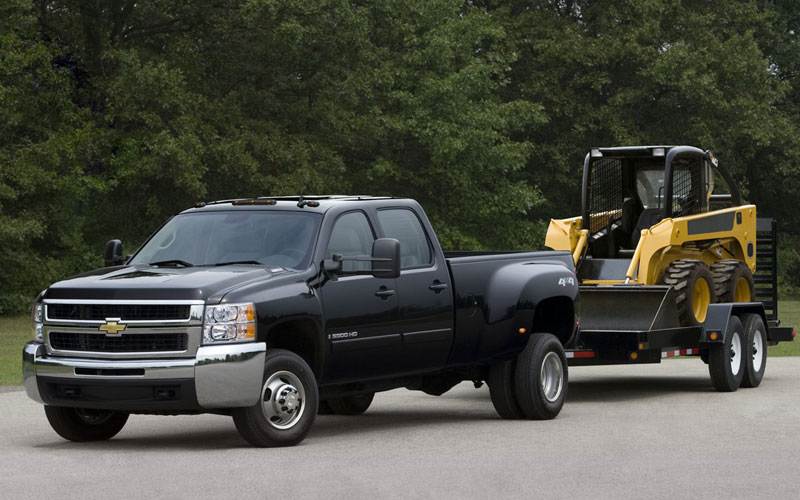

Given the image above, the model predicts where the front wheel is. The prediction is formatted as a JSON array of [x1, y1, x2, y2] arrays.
[[44, 407, 129, 442], [513, 333, 568, 420], [708, 315, 745, 392], [232, 349, 318, 447]]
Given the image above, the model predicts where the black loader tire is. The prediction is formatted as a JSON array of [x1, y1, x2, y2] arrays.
[[741, 313, 767, 388], [661, 259, 716, 327], [232, 349, 318, 447], [488, 357, 524, 419], [708, 315, 745, 392], [711, 260, 755, 303], [327, 393, 375, 415], [44, 407, 129, 442], [513, 333, 568, 420]]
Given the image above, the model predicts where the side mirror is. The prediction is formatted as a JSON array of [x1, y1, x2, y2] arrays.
[[104, 239, 125, 267], [322, 254, 343, 279], [371, 238, 400, 279]]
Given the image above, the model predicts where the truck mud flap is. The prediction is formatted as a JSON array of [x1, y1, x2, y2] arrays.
[[579, 285, 680, 332]]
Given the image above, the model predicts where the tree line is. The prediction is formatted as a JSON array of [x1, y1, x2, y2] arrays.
[[1, 0, 799, 313]]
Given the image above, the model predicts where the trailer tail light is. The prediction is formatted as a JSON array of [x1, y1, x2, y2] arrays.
[[519, 328, 527, 334], [709, 332, 719, 340], [630, 352, 638, 360]]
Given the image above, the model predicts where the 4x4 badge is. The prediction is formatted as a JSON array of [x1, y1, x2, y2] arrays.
[[99, 318, 126, 335]]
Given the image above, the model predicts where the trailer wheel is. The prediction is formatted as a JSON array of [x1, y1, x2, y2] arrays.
[[708, 315, 745, 392], [741, 314, 767, 388], [44, 407, 129, 442], [232, 349, 318, 447], [514, 333, 567, 420], [662, 259, 716, 327], [488, 358, 524, 419], [327, 393, 375, 415], [711, 260, 755, 303]]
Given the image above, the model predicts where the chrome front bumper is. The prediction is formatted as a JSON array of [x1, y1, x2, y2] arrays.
[[23, 341, 266, 409]]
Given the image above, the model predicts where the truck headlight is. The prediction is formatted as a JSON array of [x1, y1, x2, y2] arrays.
[[203, 303, 256, 344], [32, 303, 43, 342]]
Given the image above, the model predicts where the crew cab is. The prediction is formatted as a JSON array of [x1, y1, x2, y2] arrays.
[[23, 196, 578, 446]]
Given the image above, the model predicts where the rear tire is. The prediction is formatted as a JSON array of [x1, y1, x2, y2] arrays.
[[513, 333, 568, 420], [488, 358, 524, 419], [711, 260, 755, 303], [708, 315, 745, 392], [662, 259, 716, 327], [327, 393, 375, 415], [44, 407, 129, 442], [232, 349, 318, 447], [741, 313, 767, 388]]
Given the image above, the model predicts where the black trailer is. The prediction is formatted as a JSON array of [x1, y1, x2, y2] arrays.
[[566, 218, 795, 391]]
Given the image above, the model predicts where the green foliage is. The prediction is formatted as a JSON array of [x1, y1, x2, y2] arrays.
[[1, 0, 800, 313]]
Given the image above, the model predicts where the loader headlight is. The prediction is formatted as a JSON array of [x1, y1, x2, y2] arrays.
[[203, 303, 256, 344]]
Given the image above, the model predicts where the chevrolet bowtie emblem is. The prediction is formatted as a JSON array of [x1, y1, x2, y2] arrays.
[[99, 319, 126, 335]]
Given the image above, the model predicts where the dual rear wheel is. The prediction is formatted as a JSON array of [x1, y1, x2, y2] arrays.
[[487, 333, 567, 420]]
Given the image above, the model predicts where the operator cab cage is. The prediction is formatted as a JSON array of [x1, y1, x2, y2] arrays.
[[581, 145, 742, 259]]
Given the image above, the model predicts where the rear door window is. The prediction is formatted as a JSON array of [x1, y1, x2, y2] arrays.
[[376, 209, 432, 269]]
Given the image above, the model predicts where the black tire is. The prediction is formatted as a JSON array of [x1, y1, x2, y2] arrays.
[[44, 407, 129, 442], [513, 333, 568, 420], [661, 259, 716, 327], [708, 315, 745, 392], [487, 358, 524, 419], [711, 260, 755, 303], [232, 349, 318, 447], [327, 393, 375, 416], [741, 313, 767, 388]]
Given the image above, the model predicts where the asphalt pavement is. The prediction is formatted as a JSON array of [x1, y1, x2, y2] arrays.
[[1, 358, 798, 500]]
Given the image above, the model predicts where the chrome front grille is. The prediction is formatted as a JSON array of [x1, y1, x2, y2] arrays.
[[42, 300, 204, 359], [47, 303, 191, 322], [50, 332, 189, 353]]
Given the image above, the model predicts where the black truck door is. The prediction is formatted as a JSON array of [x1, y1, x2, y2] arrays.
[[376, 208, 454, 372], [320, 211, 401, 382]]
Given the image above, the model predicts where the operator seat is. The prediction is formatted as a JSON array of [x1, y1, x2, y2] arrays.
[[630, 208, 663, 248]]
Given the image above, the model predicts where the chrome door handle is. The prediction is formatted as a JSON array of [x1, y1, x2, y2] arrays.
[[375, 288, 396, 298]]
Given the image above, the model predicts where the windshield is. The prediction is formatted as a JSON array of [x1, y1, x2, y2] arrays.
[[129, 211, 321, 269], [635, 167, 665, 209]]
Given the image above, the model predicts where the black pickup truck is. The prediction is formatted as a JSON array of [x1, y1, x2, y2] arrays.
[[23, 196, 579, 447]]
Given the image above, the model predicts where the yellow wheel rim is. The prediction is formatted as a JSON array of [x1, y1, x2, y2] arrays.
[[734, 277, 751, 302], [693, 278, 711, 323]]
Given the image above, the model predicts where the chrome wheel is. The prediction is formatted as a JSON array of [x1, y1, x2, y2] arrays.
[[751, 327, 764, 373], [730, 331, 742, 376], [260, 370, 306, 430], [540, 351, 564, 403]]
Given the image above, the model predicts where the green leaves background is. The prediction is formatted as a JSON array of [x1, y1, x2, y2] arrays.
[[2, 0, 799, 312]]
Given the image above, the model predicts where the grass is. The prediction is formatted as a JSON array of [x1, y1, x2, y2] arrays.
[[0, 315, 31, 386], [768, 300, 800, 356], [0, 301, 798, 386]]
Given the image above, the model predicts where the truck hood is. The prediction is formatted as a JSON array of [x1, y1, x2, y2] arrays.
[[44, 265, 289, 303]]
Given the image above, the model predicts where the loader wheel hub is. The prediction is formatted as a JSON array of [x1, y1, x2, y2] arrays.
[[734, 277, 751, 302], [693, 278, 711, 323]]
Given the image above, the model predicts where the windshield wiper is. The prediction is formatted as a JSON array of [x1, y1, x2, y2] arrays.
[[213, 260, 263, 266], [148, 259, 195, 267]]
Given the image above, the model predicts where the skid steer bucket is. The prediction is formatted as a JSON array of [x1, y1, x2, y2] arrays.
[[579, 285, 681, 332]]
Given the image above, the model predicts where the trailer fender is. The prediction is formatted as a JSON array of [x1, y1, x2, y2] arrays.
[[701, 303, 768, 344]]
